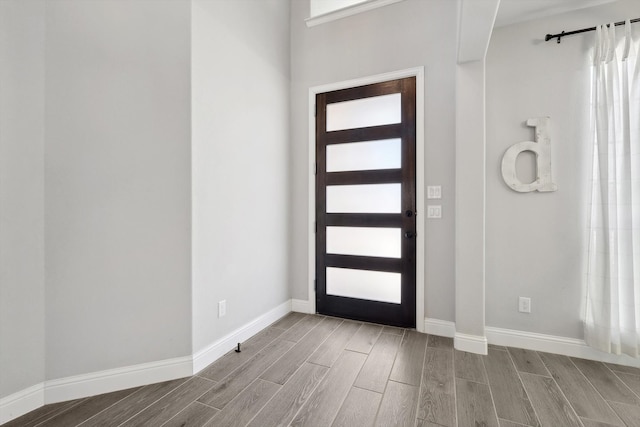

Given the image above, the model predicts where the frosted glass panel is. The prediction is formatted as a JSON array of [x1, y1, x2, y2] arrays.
[[326, 139, 401, 172], [326, 184, 401, 213], [327, 227, 401, 258], [326, 267, 401, 304], [326, 93, 401, 131]]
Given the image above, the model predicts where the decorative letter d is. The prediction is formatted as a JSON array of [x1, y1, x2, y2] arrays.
[[501, 117, 557, 193]]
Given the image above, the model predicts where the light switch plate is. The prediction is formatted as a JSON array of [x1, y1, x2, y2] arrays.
[[427, 205, 442, 219], [427, 185, 442, 199]]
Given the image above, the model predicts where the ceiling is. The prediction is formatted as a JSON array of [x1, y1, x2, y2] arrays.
[[494, 0, 619, 27]]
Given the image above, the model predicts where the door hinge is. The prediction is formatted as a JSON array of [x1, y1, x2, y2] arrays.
[[314, 104, 317, 117], [314, 163, 317, 175], [314, 279, 317, 291], [314, 221, 317, 233]]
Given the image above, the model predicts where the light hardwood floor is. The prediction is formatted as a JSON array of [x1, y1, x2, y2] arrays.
[[5, 313, 640, 427]]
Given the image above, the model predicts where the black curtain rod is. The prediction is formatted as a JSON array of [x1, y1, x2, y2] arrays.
[[545, 17, 640, 43]]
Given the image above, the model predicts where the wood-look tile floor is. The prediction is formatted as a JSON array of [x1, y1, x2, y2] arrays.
[[6, 313, 640, 427]]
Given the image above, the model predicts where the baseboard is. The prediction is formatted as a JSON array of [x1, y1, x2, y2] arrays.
[[291, 298, 314, 314], [192, 299, 292, 373], [486, 326, 640, 368], [45, 356, 193, 404], [0, 383, 44, 425], [424, 317, 456, 338], [455, 332, 488, 355], [2, 300, 293, 423]]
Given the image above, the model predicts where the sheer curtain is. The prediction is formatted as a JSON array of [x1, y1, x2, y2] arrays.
[[585, 21, 640, 356]]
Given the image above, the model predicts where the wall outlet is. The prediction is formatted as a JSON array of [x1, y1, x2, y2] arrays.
[[218, 300, 226, 318], [518, 297, 531, 313]]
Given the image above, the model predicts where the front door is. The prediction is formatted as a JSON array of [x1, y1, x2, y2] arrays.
[[315, 77, 416, 328]]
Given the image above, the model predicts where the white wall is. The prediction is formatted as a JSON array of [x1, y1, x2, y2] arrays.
[[486, 0, 640, 338], [44, 0, 192, 379], [0, 0, 46, 399], [290, 0, 458, 322], [191, 0, 291, 353]]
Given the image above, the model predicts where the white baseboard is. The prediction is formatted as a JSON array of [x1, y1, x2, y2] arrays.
[[1, 300, 293, 423], [486, 326, 640, 368], [0, 383, 44, 425], [45, 356, 193, 404], [291, 298, 314, 314], [424, 318, 456, 338], [455, 332, 488, 355], [192, 300, 292, 373]]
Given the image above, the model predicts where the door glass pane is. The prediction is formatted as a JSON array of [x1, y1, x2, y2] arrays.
[[327, 227, 401, 258], [326, 184, 400, 213], [326, 267, 401, 304], [326, 139, 401, 172], [326, 93, 401, 132]]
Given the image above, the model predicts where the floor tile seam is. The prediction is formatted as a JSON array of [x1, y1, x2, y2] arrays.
[[480, 351, 504, 427], [285, 316, 331, 344], [198, 327, 291, 383], [19, 400, 81, 427], [270, 312, 308, 332], [157, 400, 202, 427], [207, 337, 297, 386], [506, 347, 551, 377], [213, 378, 282, 427], [498, 418, 530, 426], [606, 365, 640, 402], [74, 386, 144, 427], [306, 321, 364, 367], [115, 376, 216, 427], [520, 361, 588, 427], [32, 398, 89, 427], [287, 353, 364, 427], [345, 324, 383, 354], [264, 322, 346, 384], [500, 349, 542, 427], [415, 338, 435, 426], [566, 357, 628, 424], [451, 350, 459, 427], [249, 334, 319, 392]]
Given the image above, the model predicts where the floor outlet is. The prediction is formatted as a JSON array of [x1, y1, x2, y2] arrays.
[[218, 300, 226, 318]]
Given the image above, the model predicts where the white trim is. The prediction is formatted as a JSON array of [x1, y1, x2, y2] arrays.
[[192, 300, 292, 373], [292, 299, 314, 314], [424, 318, 456, 338], [2, 301, 292, 422], [455, 332, 488, 355], [44, 356, 193, 404], [0, 383, 44, 425], [486, 326, 640, 368], [305, 0, 405, 27], [308, 67, 426, 331]]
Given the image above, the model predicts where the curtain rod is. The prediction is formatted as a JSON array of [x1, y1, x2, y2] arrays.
[[545, 17, 640, 43]]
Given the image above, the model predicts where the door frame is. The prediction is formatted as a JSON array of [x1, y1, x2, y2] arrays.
[[306, 67, 425, 332]]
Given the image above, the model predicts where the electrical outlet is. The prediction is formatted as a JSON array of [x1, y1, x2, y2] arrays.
[[218, 300, 226, 318], [518, 297, 531, 313]]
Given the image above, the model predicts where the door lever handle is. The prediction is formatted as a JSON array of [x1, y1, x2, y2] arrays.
[[405, 231, 415, 238]]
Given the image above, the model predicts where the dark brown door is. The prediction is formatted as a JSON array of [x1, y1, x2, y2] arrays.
[[316, 77, 416, 328]]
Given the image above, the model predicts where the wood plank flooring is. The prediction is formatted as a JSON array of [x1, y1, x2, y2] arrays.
[[6, 313, 640, 427]]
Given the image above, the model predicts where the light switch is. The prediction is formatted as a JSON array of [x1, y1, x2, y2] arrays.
[[427, 205, 442, 219], [427, 185, 442, 199]]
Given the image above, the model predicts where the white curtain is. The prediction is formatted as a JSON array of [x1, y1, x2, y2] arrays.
[[585, 21, 640, 356]]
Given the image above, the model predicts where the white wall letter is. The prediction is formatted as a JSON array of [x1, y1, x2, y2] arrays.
[[501, 117, 557, 193]]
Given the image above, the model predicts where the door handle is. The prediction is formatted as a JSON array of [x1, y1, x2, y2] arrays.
[[405, 231, 415, 239]]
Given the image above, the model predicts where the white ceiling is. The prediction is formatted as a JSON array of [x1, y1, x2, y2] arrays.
[[494, 0, 619, 28]]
